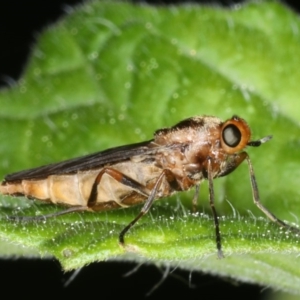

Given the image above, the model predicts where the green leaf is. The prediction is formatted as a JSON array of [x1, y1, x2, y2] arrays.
[[1, 0, 300, 296]]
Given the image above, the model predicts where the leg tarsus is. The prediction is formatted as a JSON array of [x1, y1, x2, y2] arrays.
[[207, 158, 224, 258], [119, 170, 167, 247], [7, 206, 88, 222], [246, 155, 300, 234]]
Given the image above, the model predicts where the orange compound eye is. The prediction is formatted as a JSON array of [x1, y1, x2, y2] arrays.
[[220, 115, 251, 154]]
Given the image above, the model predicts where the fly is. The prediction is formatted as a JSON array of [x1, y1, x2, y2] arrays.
[[0, 115, 297, 258]]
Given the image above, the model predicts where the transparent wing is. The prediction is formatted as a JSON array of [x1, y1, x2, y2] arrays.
[[4, 140, 159, 181]]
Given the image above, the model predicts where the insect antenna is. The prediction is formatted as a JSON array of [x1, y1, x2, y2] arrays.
[[247, 135, 272, 147]]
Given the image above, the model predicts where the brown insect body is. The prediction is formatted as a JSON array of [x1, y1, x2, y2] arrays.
[[0, 115, 294, 257], [0, 116, 247, 210]]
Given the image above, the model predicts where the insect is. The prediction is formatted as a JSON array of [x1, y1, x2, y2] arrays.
[[0, 115, 296, 257]]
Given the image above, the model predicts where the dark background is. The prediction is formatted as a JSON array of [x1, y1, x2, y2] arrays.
[[0, 0, 299, 298]]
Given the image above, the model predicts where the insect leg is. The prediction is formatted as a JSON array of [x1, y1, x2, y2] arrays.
[[87, 167, 150, 208], [119, 170, 168, 246], [245, 154, 300, 233], [207, 158, 224, 258], [7, 205, 89, 222], [192, 184, 200, 213]]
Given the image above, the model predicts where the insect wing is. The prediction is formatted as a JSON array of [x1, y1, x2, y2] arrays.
[[4, 140, 156, 182]]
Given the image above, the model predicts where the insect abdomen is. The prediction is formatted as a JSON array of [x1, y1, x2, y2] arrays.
[[0, 174, 88, 207]]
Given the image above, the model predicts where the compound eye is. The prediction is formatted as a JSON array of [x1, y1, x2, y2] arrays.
[[220, 116, 251, 154], [222, 124, 241, 148]]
